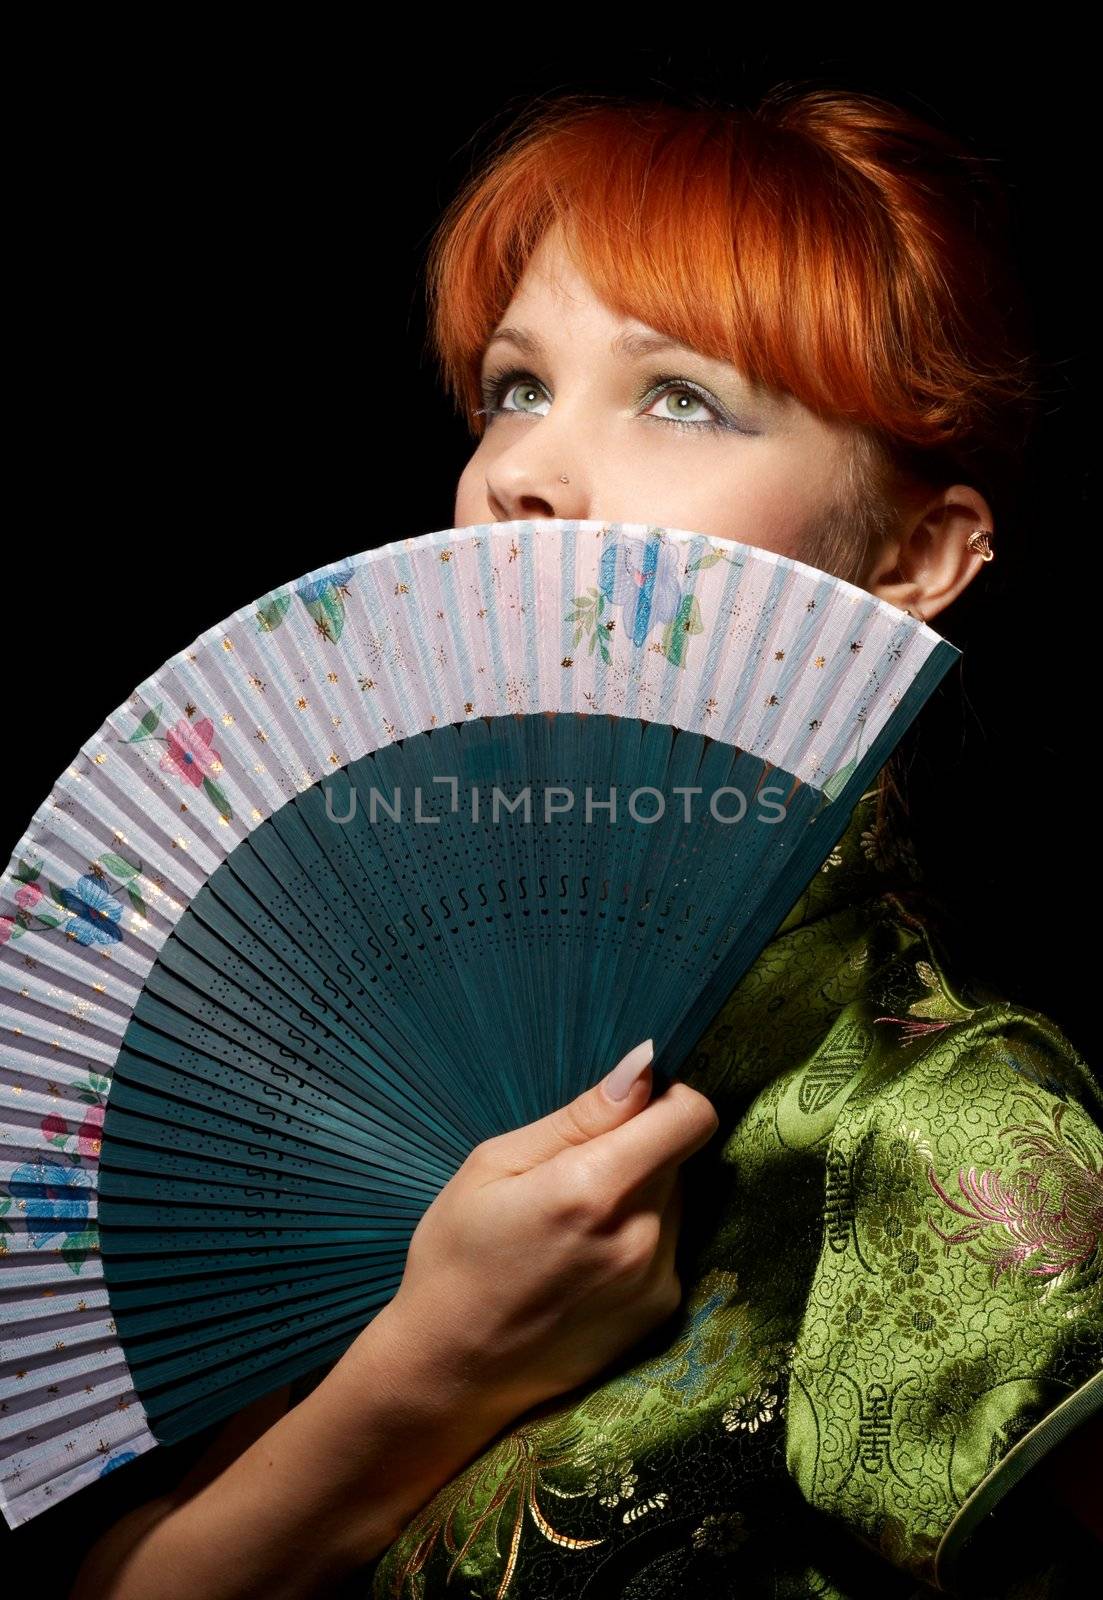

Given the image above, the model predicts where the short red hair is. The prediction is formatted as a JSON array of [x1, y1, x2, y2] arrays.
[[423, 86, 1037, 555]]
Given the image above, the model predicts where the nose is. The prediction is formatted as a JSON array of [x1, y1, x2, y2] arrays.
[[484, 454, 588, 525]]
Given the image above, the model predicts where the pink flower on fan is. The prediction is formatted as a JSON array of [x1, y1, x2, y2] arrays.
[[15, 882, 42, 910], [161, 717, 220, 787], [77, 1104, 105, 1158], [0, 915, 15, 946]]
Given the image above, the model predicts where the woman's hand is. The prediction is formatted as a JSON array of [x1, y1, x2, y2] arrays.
[[369, 1039, 719, 1421], [66, 1041, 719, 1597]]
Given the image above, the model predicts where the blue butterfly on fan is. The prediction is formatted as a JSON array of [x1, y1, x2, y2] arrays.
[[254, 561, 356, 643]]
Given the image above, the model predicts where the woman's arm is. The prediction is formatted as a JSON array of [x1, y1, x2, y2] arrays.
[[68, 1382, 295, 1600], [69, 1298, 523, 1600]]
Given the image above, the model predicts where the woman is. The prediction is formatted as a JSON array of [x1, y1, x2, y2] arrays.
[[72, 87, 1102, 1599]]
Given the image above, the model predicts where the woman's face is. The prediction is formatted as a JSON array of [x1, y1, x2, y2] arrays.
[[453, 225, 863, 564]]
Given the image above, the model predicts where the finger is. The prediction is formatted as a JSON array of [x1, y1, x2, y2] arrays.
[[610, 1152, 680, 1228], [652, 1171, 685, 1285], [540, 1082, 719, 1212], [490, 1041, 655, 1174]]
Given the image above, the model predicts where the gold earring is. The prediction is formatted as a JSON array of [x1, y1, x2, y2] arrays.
[[904, 605, 925, 622], [967, 528, 994, 561]]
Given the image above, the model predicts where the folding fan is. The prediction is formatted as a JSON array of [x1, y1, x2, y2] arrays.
[[0, 518, 961, 1527]]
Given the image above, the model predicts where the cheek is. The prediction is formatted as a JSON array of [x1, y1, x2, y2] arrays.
[[740, 481, 819, 542], [453, 448, 489, 525], [673, 474, 795, 556], [725, 443, 846, 541]]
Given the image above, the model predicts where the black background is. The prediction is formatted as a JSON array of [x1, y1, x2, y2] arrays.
[[3, 36, 1095, 1594]]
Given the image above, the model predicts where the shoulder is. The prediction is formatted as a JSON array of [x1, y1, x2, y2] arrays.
[[834, 979, 1103, 1312], [787, 973, 1103, 1590], [834, 868, 1103, 1147]]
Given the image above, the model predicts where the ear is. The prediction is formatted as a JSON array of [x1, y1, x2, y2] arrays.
[[863, 483, 996, 624]]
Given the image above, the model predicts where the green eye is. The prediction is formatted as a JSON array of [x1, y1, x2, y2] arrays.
[[502, 379, 546, 414], [650, 388, 716, 427], [475, 367, 746, 437], [476, 370, 549, 419]]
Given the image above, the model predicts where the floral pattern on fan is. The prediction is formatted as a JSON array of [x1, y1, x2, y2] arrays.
[[0, 1070, 106, 1271], [571, 532, 738, 669], [254, 561, 356, 643], [158, 715, 233, 820], [41, 1072, 109, 1158], [108, 700, 234, 823], [0, 856, 144, 948], [1, 1158, 97, 1274]]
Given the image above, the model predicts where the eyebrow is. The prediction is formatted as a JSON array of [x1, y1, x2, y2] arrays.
[[486, 324, 690, 363], [483, 323, 782, 407]]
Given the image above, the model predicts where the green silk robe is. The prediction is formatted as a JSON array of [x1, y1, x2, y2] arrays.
[[295, 786, 1103, 1597]]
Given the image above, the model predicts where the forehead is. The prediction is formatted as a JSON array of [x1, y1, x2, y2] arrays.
[[503, 226, 615, 319], [496, 224, 729, 371], [490, 226, 798, 422]]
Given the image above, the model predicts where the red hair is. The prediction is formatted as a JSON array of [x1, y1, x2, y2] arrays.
[[423, 86, 1037, 556]]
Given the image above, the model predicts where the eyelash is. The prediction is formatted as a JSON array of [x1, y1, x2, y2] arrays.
[[474, 366, 742, 436]]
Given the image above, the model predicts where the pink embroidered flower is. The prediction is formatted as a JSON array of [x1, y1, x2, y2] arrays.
[[161, 717, 219, 787], [0, 915, 15, 945], [40, 1113, 68, 1141], [15, 882, 43, 910], [928, 1096, 1103, 1284], [77, 1104, 105, 1158]]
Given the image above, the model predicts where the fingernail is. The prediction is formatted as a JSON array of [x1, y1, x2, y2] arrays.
[[603, 1040, 654, 1101]]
